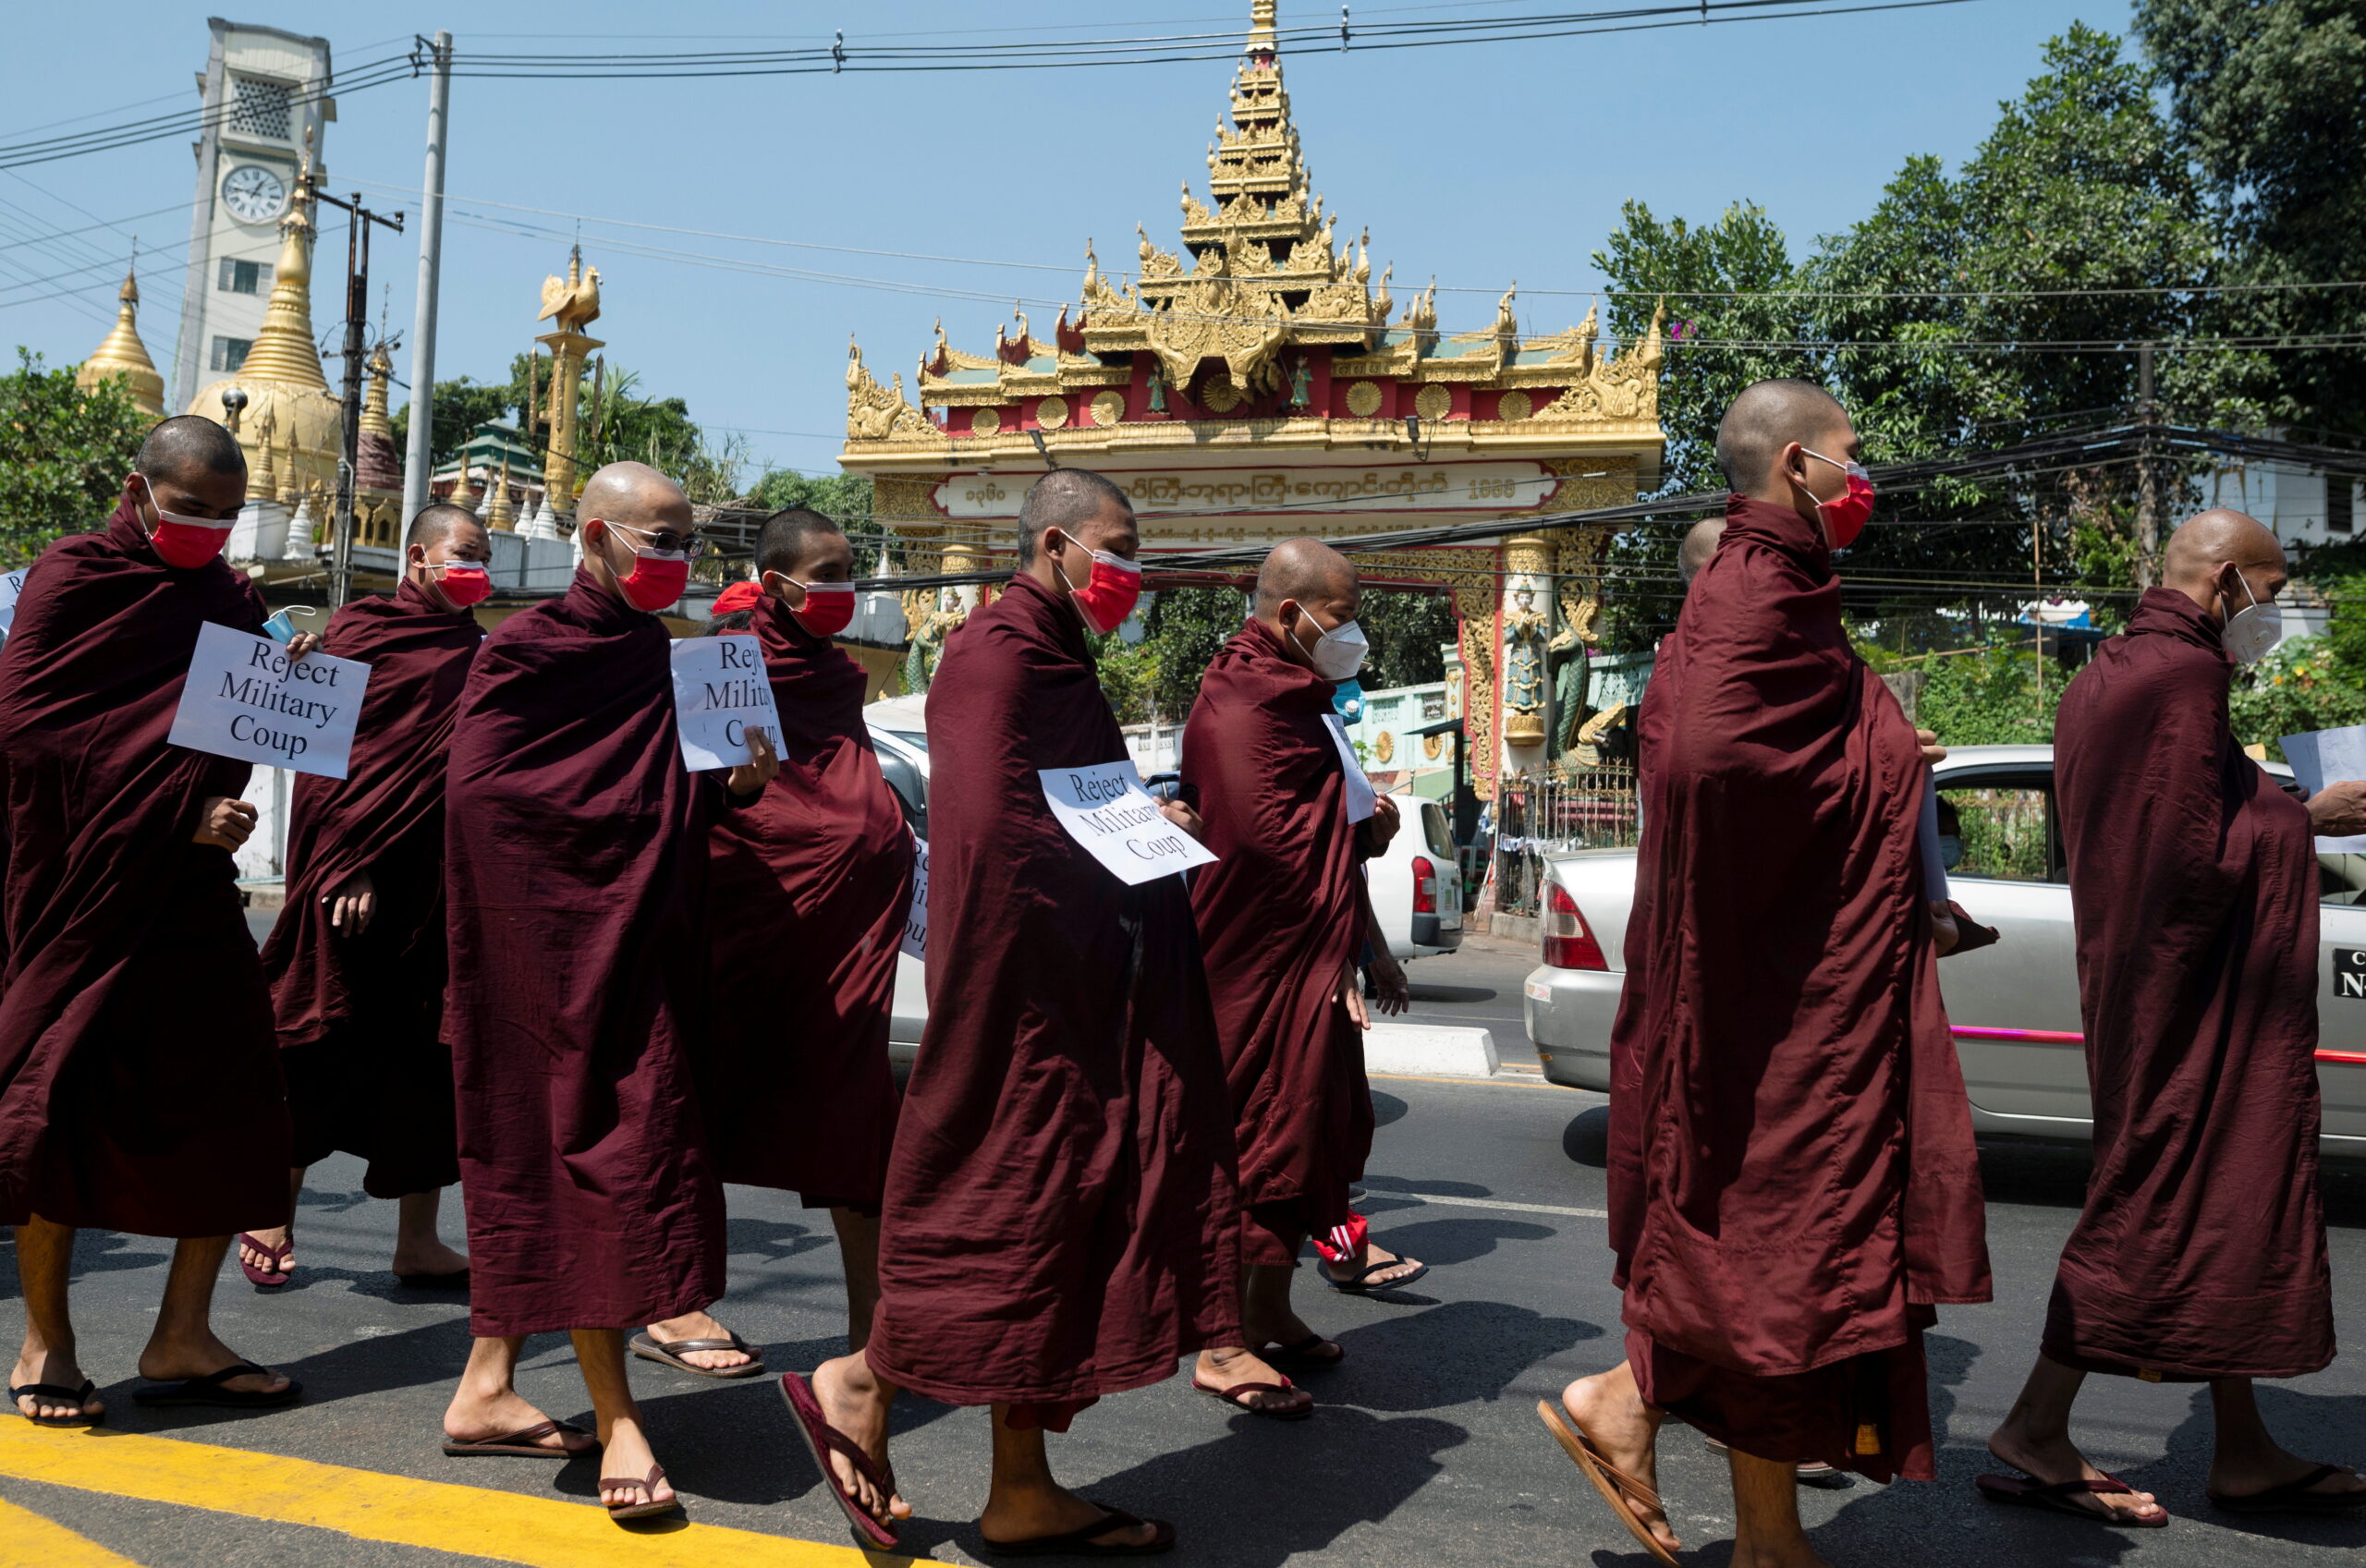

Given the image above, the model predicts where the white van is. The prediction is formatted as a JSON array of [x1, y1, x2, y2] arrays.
[[1366, 790, 1464, 962]]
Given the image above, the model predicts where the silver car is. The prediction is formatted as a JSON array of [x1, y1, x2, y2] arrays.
[[1525, 744, 2366, 1157]]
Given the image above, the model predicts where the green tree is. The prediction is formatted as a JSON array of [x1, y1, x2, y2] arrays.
[[388, 376, 513, 471], [747, 470, 890, 560], [0, 348, 150, 564]]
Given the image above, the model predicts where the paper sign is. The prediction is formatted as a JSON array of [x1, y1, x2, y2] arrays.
[[900, 835, 929, 961], [1038, 759, 1219, 885], [2281, 723, 2366, 854], [670, 634, 782, 771], [0, 566, 28, 642], [1323, 714, 1376, 824], [167, 620, 370, 779]]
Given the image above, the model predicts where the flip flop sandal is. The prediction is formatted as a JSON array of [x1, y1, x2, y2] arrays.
[[442, 1418, 591, 1458], [1976, 1471, 2169, 1526], [237, 1233, 293, 1289], [1538, 1400, 1679, 1567], [1191, 1375, 1313, 1421], [779, 1371, 900, 1550], [1262, 1335, 1346, 1372], [396, 1268, 470, 1291], [600, 1463, 682, 1523], [131, 1362, 301, 1410], [11, 1379, 102, 1428], [2209, 1464, 2366, 1513], [630, 1331, 765, 1380], [982, 1504, 1177, 1558], [1323, 1258, 1429, 1294]]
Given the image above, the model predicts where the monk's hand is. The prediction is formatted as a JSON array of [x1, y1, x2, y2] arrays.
[[328, 869, 376, 935], [1370, 952, 1410, 1015], [2307, 778, 2366, 838], [1915, 728, 1947, 766], [286, 630, 322, 659], [1341, 964, 1371, 1029], [193, 796, 257, 851], [1158, 796, 1205, 842], [725, 725, 778, 798], [1366, 793, 1401, 853], [1930, 898, 1960, 957]]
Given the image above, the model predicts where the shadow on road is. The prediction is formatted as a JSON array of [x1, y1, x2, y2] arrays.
[[1331, 1298, 1603, 1414]]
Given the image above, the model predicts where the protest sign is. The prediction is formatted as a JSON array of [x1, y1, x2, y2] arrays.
[[2282, 723, 2366, 854], [166, 620, 369, 779], [670, 634, 782, 771], [900, 834, 929, 961], [1038, 759, 1217, 885], [0, 566, 28, 642]]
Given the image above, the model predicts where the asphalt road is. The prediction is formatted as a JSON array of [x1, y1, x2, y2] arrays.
[[9, 935, 2366, 1566], [1397, 929, 1542, 1069]]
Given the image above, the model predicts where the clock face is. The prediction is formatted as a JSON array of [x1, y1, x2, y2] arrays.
[[222, 164, 288, 225]]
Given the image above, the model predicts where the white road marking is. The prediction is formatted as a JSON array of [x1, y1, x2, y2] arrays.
[[1365, 1190, 1608, 1220]]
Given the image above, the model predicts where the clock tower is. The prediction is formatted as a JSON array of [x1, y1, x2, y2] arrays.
[[168, 20, 334, 414]]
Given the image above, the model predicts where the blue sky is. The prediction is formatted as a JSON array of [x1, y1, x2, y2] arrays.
[[4, 0, 2099, 480]]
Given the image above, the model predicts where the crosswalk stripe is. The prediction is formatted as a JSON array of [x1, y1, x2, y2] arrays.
[[0, 1424, 899, 1568], [0, 1494, 146, 1566]]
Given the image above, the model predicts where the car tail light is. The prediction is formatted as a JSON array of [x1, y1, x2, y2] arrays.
[[1543, 881, 1607, 970], [1411, 856, 1437, 915]]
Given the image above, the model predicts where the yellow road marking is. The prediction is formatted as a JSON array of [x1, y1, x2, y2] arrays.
[[0, 1423, 904, 1568], [0, 1494, 146, 1567]]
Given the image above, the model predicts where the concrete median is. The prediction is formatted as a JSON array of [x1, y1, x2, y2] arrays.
[[1362, 1024, 1500, 1079]]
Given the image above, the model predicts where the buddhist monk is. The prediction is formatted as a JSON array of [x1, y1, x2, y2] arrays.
[[1183, 538, 1426, 1415], [440, 462, 775, 1520], [2, 417, 314, 1424], [1677, 516, 1725, 585], [1544, 380, 1990, 1568], [787, 468, 1243, 1554], [239, 504, 489, 1295], [1982, 509, 2366, 1525], [641, 508, 911, 1382]]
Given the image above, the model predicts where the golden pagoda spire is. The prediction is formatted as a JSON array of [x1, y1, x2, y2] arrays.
[[1249, 0, 1277, 50], [360, 341, 396, 440], [77, 260, 165, 418], [484, 452, 517, 531], [235, 151, 329, 391]]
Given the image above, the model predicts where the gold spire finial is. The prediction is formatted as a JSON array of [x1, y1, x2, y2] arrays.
[[77, 254, 165, 417], [484, 451, 518, 531], [1250, 0, 1278, 50], [360, 342, 396, 439]]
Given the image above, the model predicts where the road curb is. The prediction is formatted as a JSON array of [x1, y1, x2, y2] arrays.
[[1364, 1024, 1500, 1078]]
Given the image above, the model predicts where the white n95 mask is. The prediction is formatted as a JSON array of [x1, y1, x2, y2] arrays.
[[2220, 573, 2283, 666], [1294, 609, 1368, 682]]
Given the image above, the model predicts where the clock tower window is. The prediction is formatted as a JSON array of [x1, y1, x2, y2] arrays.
[[228, 76, 293, 141], [216, 258, 273, 295]]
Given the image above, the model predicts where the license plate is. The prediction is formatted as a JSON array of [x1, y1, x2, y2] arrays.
[[1525, 979, 1553, 1002]]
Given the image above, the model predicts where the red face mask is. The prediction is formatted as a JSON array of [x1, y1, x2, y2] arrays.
[[596, 521, 693, 613], [1053, 533, 1142, 635], [140, 480, 233, 569], [771, 576, 857, 638], [1798, 448, 1874, 550], [433, 562, 493, 608]]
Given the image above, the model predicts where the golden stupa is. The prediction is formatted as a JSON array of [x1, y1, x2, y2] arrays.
[[75, 264, 165, 418], [183, 157, 342, 502]]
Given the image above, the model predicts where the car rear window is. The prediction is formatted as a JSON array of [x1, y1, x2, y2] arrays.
[[1421, 801, 1455, 857]]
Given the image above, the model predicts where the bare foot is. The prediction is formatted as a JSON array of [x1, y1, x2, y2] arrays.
[[1194, 1346, 1313, 1416], [1323, 1242, 1424, 1289], [11, 1344, 104, 1422], [2210, 1448, 2366, 1502], [594, 1417, 674, 1513], [443, 1381, 592, 1454], [1987, 1420, 2167, 1523], [643, 1309, 751, 1372], [136, 1329, 289, 1401], [1732, 1540, 1835, 1568], [239, 1225, 292, 1278], [982, 1478, 1164, 1551], [391, 1238, 470, 1278], [1562, 1369, 1681, 1555], [812, 1352, 910, 1525]]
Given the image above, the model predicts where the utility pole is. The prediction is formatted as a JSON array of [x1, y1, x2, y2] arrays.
[[311, 177, 404, 609], [2135, 344, 2162, 590], [402, 31, 453, 527]]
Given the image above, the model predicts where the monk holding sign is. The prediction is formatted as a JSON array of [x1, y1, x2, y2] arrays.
[[1548, 381, 1990, 1568], [790, 469, 1242, 1554], [1, 418, 315, 1424], [239, 505, 491, 1296], [1983, 511, 2366, 1524], [1183, 539, 1425, 1412], [442, 463, 774, 1521], [639, 508, 911, 1384]]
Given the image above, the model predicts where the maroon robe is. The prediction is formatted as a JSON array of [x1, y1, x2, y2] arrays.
[[866, 572, 1241, 1410], [1182, 617, 1373, 1264], [1607, 495, 1990, 1480], [445, 567, 725, 1337], [2044, 588, 2329, 1380], [701, 594, 910, 1208], [0, 500, 288, 1236], [259, 577, 482, 1197]]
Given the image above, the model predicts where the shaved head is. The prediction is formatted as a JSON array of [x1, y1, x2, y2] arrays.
[[757, 507, 843, 579], [136, 415, 245, 487], [2163, 508, 2287, 625], [579, 460, 689, 530], [1714, 378, 1850, 495], [1254, 537, 1357, 618], [406, 502, 483, 552], [1678, 518, 1726, 585]]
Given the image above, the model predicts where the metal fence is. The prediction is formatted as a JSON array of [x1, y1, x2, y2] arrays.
[[1488, 761, 1641, 918]]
